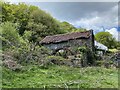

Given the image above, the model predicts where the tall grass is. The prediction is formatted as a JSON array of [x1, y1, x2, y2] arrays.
[[2, 65, 118, 88]]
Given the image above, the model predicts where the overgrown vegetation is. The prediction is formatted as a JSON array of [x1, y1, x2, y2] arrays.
[[2, 65, 118, 88], [1, 1, 119, 88], [95, 32, 120, 49]]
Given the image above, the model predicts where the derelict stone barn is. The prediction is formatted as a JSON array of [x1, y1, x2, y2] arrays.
[[40, 30, 95, 54]]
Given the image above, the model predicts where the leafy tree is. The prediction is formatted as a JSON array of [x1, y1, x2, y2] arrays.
[[1, 3, 29, 35], [60, 21, 76, 33], [12, 3, 30, 35], [1, 2, 15, 22], [1, 2, 64, 39], [22, 31, 32, 42], [27, 9, 64, 42], [1, 2, 40, 35], [60, 21, 86, 33], [76, 28, 87, 32], [95, 32, 116, 49], [1, 2, 87, 45]]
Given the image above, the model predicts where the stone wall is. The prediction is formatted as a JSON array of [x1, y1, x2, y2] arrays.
[[44, 38, 93, 51]]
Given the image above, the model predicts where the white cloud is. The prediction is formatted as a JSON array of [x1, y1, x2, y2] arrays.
[[73, 16, 104, 33], [105, 28, 119, 41], [72, 5, 118, 34], [71, 4, 119, 41]]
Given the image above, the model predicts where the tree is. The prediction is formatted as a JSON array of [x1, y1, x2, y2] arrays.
[[1, 3, 30, 35], [60, 21, 86, 33], [1, 2, 15, 22], [1, 2, 65, 42], [60, 21, 76, 33], [27, 9, 64, 42], [1, 2, 88, 45], [95, 32, 116, 49]]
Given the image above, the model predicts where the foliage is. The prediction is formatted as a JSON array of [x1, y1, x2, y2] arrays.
[[0, 22, 23, 49], [39, 46, 52, 55], [39, 55, 67, 69], [11, 45, 52, 65], [1, 2, 119, 88], [1, 2, 65, 39], [95, 32, 117, 49], [1, 2, 64, 65], [1, 26, 51, 66], [95, 60, 113, 66], [46, 56, 65, 61], [2, 3, 30, 35], [60, 21, 86, 33], [1, 2, 89, 45], [78, 46, 95, 66], [27, 9, 64, 42], [2, 65, 118, 88], [3, 59, 22, 71], [60, 21, 76, 33], [78, 46, 87, 53], [116, 41, 120, 50], [22, 31, 32, 42], [109, 49, 119, 53]]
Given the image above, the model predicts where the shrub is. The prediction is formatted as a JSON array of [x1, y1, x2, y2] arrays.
[[95, 60, 105, 66], [10, 44, 53, 66], [78, 46, 87, 53], [45, 55, 65, 65], [39, 46, 52, 55], [3, 60, 22, 71], [0, 22, 22, 49], [71, 46, 79, 54], [78, 46, 96, 66], [22, 31, 32, 42]]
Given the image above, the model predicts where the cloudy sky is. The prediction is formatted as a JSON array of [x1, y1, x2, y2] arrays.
[[8, 1, 120, 41]]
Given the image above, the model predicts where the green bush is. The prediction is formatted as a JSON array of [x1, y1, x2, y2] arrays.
[[39, 46, 52, 55], [39, 55, 66, 69], [95, 60, 114, 68], [78, 46, 87, 53], [22, 31, 32, 42], [45, 55, 65, 65], [95, 60, 105, 66], [78, 46, 96, 66], [71, 46, 79, 54], [10, 44, 53, 66], [0, 22, 52, 65], [0, 22, 26, 50]]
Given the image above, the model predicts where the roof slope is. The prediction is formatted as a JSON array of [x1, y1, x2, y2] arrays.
[[95, 41, 108, 51], [40, 30, 92, 44]]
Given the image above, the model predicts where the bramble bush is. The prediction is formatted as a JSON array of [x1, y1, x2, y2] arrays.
[[0, 22, 52, 66]]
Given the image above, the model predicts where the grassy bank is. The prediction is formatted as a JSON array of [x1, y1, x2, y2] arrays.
[[2, 65, 118, 88]]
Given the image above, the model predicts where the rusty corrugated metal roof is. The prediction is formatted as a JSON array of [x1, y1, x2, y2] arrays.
[[40, 30, 91, 44]]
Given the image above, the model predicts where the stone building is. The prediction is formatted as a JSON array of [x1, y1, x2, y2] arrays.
[[40, 30, 95, 53]]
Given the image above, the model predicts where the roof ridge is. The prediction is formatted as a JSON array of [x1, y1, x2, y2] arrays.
[[45, 30, 90, 37]]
